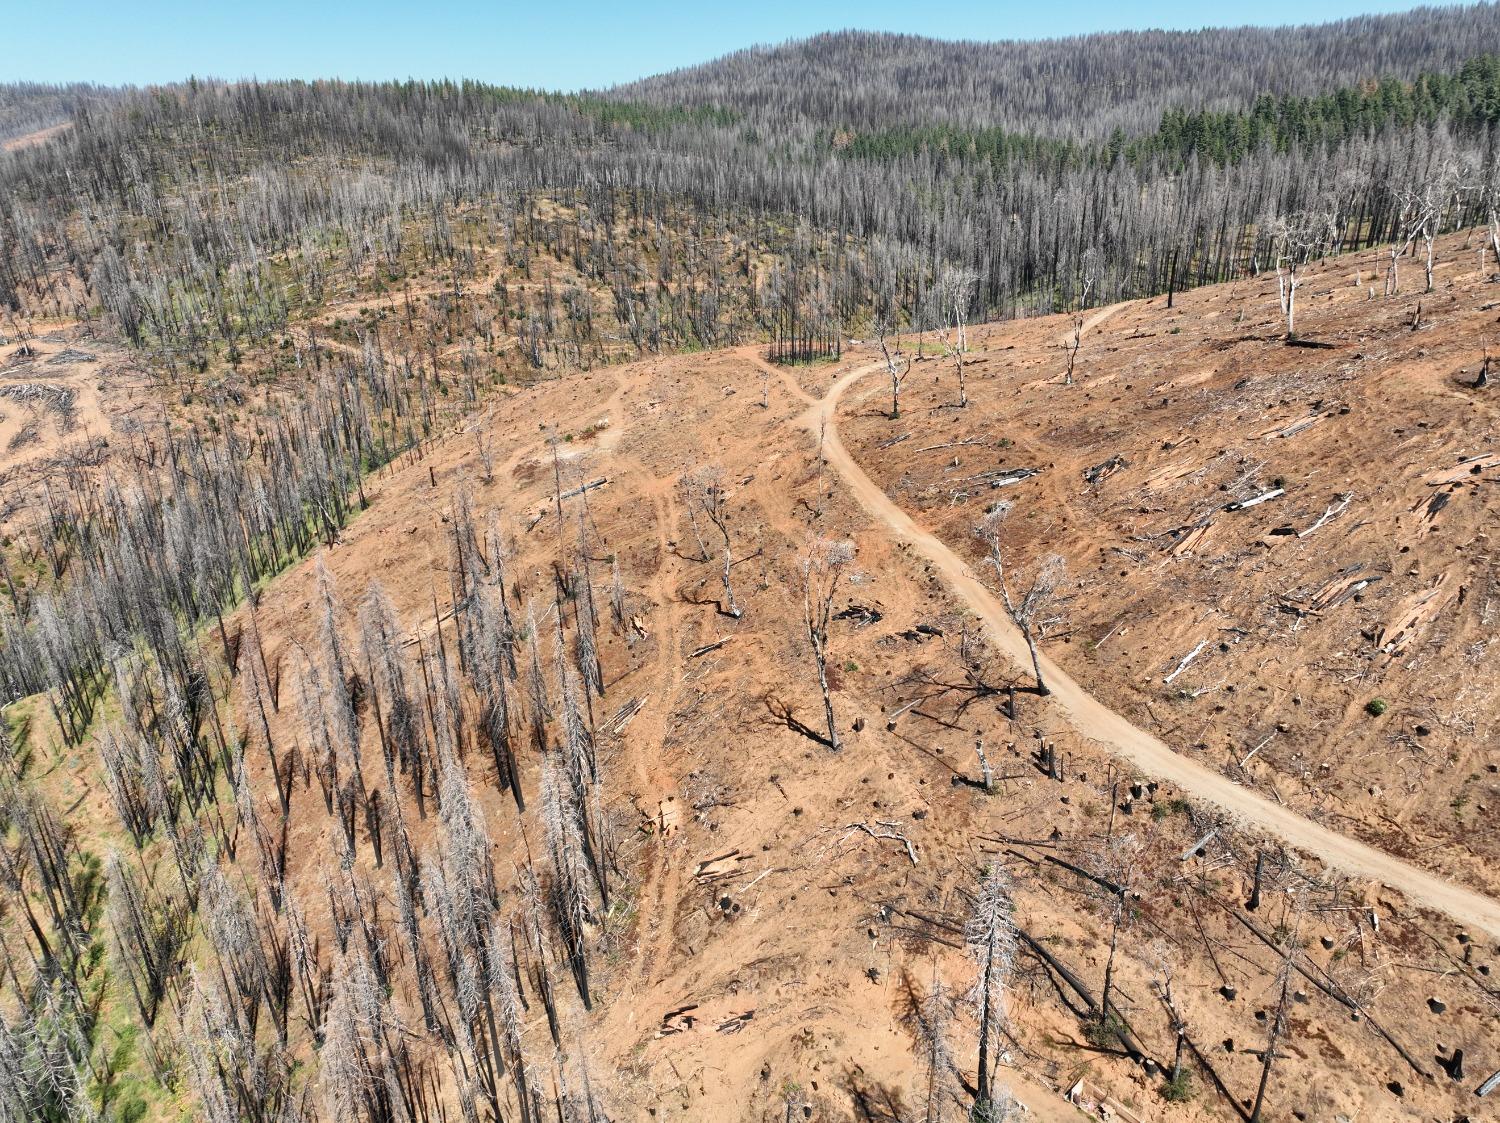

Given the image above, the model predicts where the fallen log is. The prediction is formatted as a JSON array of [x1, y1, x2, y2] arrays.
[[1012, 924, 1147, 1063], [560, 476, 609, 500], [1164, 640, 1208, 684], [843, 821, 918, 865], [1181, 829, 1217, 861], [1225, 908, 1431, 1079], [1083, 455, 1127, 485], [1225, 487, 1284, 512], [1042, 852, 1126, 897]]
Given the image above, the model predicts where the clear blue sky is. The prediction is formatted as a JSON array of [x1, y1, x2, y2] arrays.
[[4, 0, 1467, 90]]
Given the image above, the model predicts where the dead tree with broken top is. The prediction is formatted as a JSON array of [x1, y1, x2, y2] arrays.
[[1064, 248, 1100, 385], [799, 537, 854, 750], [976, 502, 1065, 696], [1250, 931, 1298, 1121], [1149, 942, 1191, 1098]]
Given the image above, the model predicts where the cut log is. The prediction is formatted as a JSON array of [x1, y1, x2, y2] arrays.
[[1422, 452, 1500, 486], [1164, 640, 1208, 684], [1083, 454, 1128, 485], [1225, 487, 1284, 511], [1181, 829, 1217, 861]]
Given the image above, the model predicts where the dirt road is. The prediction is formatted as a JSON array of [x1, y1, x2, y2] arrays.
[[799, 356, 1500, 941]]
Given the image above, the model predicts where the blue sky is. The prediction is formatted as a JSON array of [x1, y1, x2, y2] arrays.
[[4, 0, 1465, 90]]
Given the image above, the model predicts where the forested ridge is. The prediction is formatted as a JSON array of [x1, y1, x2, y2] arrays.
[[837, 52, 1500, 168], [0, 6, 1499, 1122], [611, 5, 1500, 136]]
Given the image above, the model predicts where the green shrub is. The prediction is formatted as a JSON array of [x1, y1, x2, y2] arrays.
[[1365, 697, 1388, 717], [1162, 1070, 1195, 1103]]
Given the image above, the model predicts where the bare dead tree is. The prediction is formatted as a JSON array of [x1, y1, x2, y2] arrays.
[[609, 556, 627, 634], [677, 475, 712, 562], [939, 267, 976, 407], [474, 427, 495, 484], [878, 319, 910, 419], [540, 755, 593, 1008], [683, 467, 742, 618], [798, 537, 853, 750], [1486, 181, 1500, 275], [1384, 193, 1420, 297], [1064, 248, 1100, 385], [1149, 941, 1194, 1102], [1269, 211, 1336, 338], [965, 864, 1017, 1121], [1410, 164, 1462, 294], [1250, 946, 1296, 1121], [523, 600, 552, 752], [1084, 831, 1145, 1033], [570, 521, 606, 696], [911, 966, 957, 1123], [975, 502, 1065, 696], [814, 413, 828, 519]]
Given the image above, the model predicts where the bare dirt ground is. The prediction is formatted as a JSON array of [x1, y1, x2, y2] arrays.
[[801, 340, 1500, 939], [216, 236, 1500, 1122], [841, 231, 1500, 902], [1, 121, 71, 152], [0, 330, 153, 527]]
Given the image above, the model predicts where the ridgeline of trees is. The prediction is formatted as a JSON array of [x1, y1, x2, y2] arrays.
[[837, 53, 1500, 169], [610, 6, 1500, 137]]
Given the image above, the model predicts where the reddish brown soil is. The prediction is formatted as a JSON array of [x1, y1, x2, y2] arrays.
[[220, 233, 1500, 1122]]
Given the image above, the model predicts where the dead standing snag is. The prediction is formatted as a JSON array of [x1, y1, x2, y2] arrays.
[[1268, 211, 1336, 339], [877, 320, 910, 420], [799, 537, 853, 750], [966, 864, 1018, 1119], [683, 467, 742, 619], [976, 503, 1065, 696]]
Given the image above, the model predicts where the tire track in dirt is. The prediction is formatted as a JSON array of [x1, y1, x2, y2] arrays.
[[584, 363, 690, 1001], [621, 469, 688, 993], [798, 340, 1500, 940]]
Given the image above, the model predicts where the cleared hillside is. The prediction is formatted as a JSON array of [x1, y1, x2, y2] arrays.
[[2, 12, 1500, 1122], [6, 233, 1493, 1122]]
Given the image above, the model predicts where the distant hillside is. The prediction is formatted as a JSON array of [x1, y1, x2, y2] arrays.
[[0, 82, 111, 143], [608, 4, 1500, 136]]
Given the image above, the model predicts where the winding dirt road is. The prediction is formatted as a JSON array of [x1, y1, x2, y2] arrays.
[[781, 349, 1500, 940]]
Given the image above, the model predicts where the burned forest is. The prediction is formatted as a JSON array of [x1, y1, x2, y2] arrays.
[[3, 5, 1500, 1122]]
